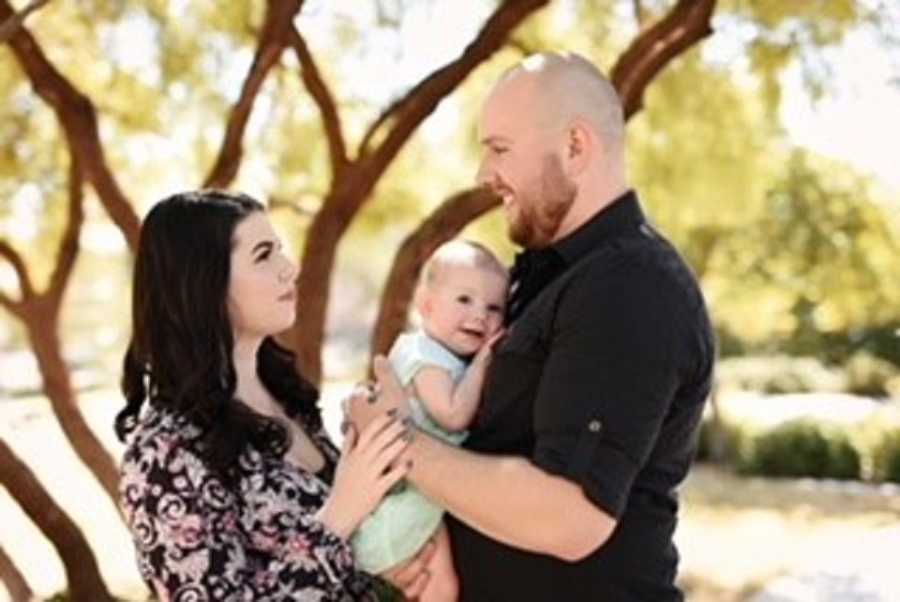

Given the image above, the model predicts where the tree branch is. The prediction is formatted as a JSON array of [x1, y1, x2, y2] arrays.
[[0, 0, 49, 45], [269, 196, 316, 218], [611, 0, 718, 119], [0, 542, 34, 602], [287, 25, 348, 177], [203, 0, 305, 188], [0, 240, 34, 302], [46, 157, 84, 305], [506, 35, 538, 57], [0, 291, 20, 314], [0, 0, 139, 250], [632, 0, 647, 29], [358, 0, 551, 167], [0, 438, 114, 601]]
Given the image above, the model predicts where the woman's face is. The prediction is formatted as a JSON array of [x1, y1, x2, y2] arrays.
[[226, 212, 298, 340]]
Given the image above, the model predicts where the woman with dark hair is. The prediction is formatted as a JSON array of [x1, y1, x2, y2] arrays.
[[116, 190, 414, 601]]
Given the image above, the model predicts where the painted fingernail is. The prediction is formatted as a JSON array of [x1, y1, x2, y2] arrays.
[[387, 408, 399, 418], [401, 416, 414, 428]]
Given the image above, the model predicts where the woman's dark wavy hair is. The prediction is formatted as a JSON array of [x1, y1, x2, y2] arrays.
[[116, 189, 319, 481]]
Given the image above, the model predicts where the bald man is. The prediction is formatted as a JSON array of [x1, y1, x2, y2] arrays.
[[353, 52, 714, 601]]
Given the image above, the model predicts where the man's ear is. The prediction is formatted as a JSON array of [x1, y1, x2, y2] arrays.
[[565, 121, 592, 176]]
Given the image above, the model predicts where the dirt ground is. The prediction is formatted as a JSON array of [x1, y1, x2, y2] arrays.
[[676, 466, 900, 601], [1, 389, 898, 601]]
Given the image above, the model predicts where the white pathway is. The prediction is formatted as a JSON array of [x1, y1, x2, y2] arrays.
[[751, 526, 900, 602]]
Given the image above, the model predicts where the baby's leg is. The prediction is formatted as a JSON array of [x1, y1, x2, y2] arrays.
[[417, 523, 459, 602]]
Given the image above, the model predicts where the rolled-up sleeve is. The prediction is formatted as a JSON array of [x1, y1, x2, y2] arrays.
[[530, 261, 682, 518]]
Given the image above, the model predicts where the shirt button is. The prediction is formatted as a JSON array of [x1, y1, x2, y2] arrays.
[[588, 419, 603, 433]]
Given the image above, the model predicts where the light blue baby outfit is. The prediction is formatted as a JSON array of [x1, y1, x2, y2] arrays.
[[351, 331, 468, 574]]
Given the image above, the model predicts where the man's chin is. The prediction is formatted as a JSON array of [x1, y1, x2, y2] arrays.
[[508, 224, 536, 248]]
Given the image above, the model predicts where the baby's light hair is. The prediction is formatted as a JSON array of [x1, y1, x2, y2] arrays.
[[420, 240, 508, 289]]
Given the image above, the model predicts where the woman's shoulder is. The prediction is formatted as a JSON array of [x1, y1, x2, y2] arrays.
[[120, 406, 206, 482]]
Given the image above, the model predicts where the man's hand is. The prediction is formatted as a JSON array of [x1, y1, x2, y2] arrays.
[[380, 539, 436, 599], [343, 355, 409, 434]]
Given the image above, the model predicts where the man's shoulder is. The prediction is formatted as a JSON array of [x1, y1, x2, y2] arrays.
[[552, 229, 705, 328]]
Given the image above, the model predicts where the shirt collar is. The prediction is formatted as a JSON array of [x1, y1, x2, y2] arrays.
[[553, 189, 645, 265]]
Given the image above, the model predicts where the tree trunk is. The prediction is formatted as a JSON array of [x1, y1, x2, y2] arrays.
[[0, 439, 114, 602], [23, 306, 120, 507], [370, 188, 499, 362], [291, 193, 358, 385], [0, 544, 35, 602]]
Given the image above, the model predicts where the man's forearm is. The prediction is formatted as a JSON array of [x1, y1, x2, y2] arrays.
[[405, 433, 616, 561]]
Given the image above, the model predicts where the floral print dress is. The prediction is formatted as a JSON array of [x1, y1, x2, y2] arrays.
[[119, 406, 377, 601]]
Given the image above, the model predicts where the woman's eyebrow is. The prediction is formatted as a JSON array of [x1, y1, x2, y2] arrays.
[[251, 240, 274, 255]]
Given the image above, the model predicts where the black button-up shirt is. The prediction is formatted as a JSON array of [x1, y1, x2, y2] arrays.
[[448, 191, 715, 601]]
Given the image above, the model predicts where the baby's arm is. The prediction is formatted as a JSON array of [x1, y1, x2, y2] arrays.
[[413, 333, 501, 432]]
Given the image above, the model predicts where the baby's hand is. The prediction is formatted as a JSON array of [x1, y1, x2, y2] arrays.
[[473, 329, 505, 366]]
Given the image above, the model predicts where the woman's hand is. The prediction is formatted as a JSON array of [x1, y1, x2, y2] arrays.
[[344, 356, 410, 434], [317, 412, 411, 539]]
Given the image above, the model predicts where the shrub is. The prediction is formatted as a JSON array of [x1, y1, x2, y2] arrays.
[[844, 351, 900, 398], [695, 414, 745, 463], [870, 429, 900, 484], [716, 355, 846, 394], [736, 419, 860, 480]]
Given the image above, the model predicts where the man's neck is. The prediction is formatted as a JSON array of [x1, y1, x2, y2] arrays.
[[553, 179, 629, 244]]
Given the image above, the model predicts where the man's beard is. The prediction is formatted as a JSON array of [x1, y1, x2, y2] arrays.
[[508, 154, 576, 249]]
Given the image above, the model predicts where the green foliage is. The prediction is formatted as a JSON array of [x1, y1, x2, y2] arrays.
[[706, 151, 900, 348], [696, 413, 744, 463], [716, 352, 900, 398], [736, 419, 861, 480], [871, 430, 900, 484], [716, 355, 846, 395], [844, 352, 900, 398], [725, 0, 861, 109], [701, 399, 900, 484]]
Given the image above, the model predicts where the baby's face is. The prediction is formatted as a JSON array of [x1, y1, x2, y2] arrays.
[[421, 264, 508, 356]]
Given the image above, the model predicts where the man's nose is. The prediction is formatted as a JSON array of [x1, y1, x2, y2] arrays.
[[475, 159, 492, 188]]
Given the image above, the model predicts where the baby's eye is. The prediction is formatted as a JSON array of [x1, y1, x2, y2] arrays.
[[254, 249, 272, 263], [457, 295, 472, 305], [487, 304, 503, 314]]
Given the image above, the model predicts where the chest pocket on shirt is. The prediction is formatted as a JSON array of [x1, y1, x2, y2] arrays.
[[499, 310, 549, 358], [475, 314, 548, 438]]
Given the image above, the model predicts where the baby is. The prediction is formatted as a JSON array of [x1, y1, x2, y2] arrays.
[[352, 239, 508, 601]]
